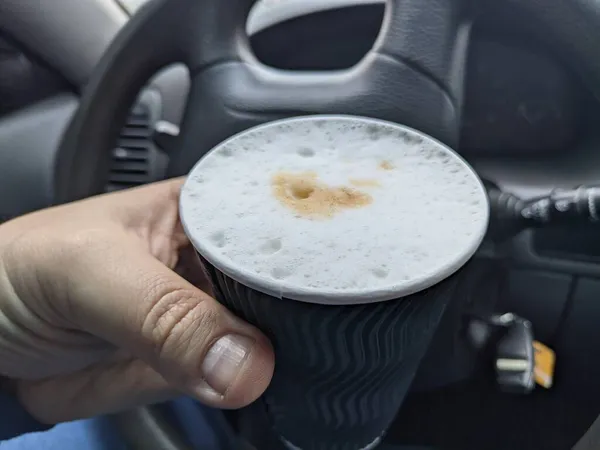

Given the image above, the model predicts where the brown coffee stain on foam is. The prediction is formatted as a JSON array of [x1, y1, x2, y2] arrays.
[[379, 160, 395, 170], [271, 171, 372, 218]]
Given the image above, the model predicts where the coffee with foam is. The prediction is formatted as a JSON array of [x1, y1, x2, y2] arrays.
[[180, 115, 489, 305]]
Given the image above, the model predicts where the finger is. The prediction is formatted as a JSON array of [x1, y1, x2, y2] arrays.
[[58, 238, 274, 409], [174, 244, 214, 296], [16, 358, 177, 424], [99, 178, 190, 267]]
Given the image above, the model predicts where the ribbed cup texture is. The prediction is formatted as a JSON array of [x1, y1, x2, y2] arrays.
[[200, 255, 459, 450]]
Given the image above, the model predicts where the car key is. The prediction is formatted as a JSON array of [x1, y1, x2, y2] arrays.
[[495, 315, 535, 394], [465, 312, 535, 394]]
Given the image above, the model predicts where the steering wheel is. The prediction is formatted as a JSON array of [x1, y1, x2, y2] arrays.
[[52, 0, 600, 448], [55, 0, 468, 202]]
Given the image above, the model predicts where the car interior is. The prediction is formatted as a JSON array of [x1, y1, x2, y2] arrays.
[[1, 0, 600, 449]]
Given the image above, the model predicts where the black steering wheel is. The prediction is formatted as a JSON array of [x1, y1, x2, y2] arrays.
[[54, 0, 600, 203], [52, 0, 600, 448], [54, 0, 600, 204], [55, 0, 469, 202]]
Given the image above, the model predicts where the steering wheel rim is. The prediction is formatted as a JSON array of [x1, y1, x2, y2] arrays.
[[53, 0, 600, 448]]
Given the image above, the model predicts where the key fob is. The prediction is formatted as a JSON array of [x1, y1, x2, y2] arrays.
[[495, 316, 535, 394]]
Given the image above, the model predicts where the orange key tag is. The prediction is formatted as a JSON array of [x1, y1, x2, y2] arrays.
[[533, 340, 556, 389]]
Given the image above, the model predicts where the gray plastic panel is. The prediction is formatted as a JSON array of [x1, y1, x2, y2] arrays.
[[148, 65, 190, 125], [0, 0, 127, 86], [247, 0, 383, 34], [0, 94, 78, 217]]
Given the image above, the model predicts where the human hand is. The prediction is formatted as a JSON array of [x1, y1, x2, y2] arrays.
[[0, 179, 274, 423]]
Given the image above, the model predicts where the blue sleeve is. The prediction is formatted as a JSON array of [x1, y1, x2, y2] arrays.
[[0, 390, 52, 441]]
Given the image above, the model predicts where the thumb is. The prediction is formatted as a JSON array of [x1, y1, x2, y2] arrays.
[[60, 238, 274, 409]]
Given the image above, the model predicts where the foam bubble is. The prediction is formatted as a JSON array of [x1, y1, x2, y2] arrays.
[[180, 115, 489, 305]]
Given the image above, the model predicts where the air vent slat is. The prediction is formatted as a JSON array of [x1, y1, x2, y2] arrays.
[[120, 127, 151, 139], [127, 118, 150, 127], [105, 99, 155, 193], [111, 160, 149, 173], [108, 173, 150, 183], [118, 138, 151, 150], [113, 147, 148, 161], [106, 183, 139, 192]]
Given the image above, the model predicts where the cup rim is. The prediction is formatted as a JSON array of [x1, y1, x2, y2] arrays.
[[180, 114, 490, 305]]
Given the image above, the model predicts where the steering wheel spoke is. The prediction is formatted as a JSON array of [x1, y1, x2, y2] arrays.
[[168, 54, 462, 176], [169, 0, 472, 176], [374, 0, 468, 97]]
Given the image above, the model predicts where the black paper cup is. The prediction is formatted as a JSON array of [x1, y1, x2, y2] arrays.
[[180, 115, 489, 450], [200, 254, 461, 450]]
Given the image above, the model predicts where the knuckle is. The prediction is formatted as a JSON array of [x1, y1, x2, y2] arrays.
[[140, 277, 221, 364]]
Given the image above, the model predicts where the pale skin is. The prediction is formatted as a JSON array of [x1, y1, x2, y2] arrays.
[[0, 178, 275, 424]]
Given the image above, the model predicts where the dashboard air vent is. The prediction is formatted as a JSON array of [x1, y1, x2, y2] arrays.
[[106, 101, 155, 192]]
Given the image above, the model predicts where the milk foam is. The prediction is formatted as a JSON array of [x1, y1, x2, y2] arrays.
[[180, 116, 489, 305]]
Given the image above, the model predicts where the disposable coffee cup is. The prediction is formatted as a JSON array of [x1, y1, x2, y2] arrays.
[[180, 115, 489, 450]]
